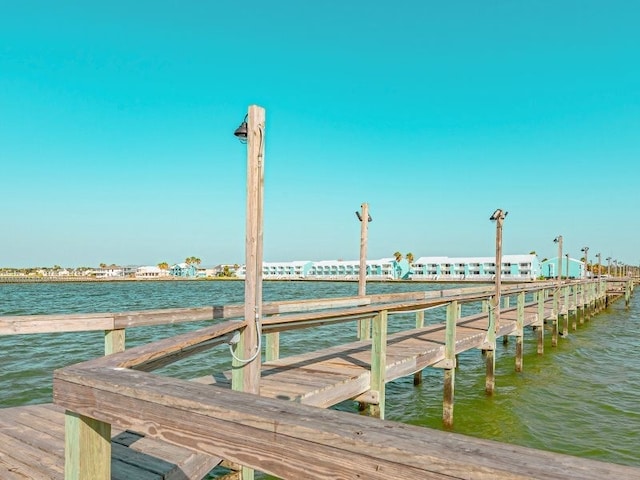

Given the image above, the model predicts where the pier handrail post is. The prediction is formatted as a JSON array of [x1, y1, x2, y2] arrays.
[[104, 328, 125, 355], [369, 309, 388, 419], [265, 330, 279, 361], [536, 288, 545, 354], [64, 411, 111, 479], [356, 202, 372, 340], [515, 291, 524, 372], [442, 300, 458, 427], [573, 283, 579, 328], [626, 280, 631, 307], [563, 284, 570, 336], [414, 309, 425, 385], [484, 299, 497, 394]]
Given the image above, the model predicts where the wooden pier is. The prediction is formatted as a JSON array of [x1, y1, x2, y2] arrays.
[[1, 278, 638, 479]]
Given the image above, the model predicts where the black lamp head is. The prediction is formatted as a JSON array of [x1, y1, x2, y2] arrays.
[[233, 115, 248, 143], [489, 209, 507, 221]]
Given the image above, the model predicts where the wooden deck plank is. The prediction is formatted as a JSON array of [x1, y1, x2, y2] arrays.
[[0, 405, 221, 480]]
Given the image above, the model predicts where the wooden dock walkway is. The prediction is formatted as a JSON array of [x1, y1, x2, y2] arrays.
[[0, 404, 222, 479], [1, 278, 637, 479]]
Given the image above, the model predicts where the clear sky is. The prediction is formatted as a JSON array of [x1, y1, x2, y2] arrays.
[[2, 1, 638, 268]]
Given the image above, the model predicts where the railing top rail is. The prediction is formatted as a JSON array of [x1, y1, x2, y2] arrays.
[[0, 279, 598, 337], [52, 351, 640, 480]]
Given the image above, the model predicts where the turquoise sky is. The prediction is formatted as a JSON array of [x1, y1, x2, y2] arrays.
[[2, 1, 638, 268]]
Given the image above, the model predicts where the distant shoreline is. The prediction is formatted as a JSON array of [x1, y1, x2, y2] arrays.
[[0, 276, 527, 285]]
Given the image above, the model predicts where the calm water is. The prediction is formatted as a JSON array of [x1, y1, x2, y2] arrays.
[[1, 280, 638, 470]]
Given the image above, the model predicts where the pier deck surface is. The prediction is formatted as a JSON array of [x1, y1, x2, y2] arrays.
[[0, 404, 221, 480], [195, 299, 547, 407]]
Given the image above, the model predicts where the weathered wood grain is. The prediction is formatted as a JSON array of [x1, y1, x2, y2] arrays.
[[53, 365, 640, 480], [0, 405, 222, 480]]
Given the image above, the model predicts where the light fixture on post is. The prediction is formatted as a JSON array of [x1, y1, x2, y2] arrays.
[[486, 208, 507, 394], [355, 204, 373, 298], [553, 236, 563, 282], [606, 256, 612, 276], [581, 247, 589, 279], [233, 114, 248, 143], [355, 203, 372, 340], [231, 106, 265, 395], [231, 105, 265, 480], [489, 209, 508, 321], [551, 236, 563, 347]]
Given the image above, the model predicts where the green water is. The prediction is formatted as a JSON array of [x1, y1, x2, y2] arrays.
[[1, 280, 638, 470]]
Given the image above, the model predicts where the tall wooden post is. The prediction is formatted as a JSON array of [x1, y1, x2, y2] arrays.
[[232, 105, 266, 480], [552, 236, 563, 347], [235, 105, 265, 394], [485, 209, 506, 395], [442, 301, 458, 427], [357, 203, 371, 340], [491, 209, 507, 337]]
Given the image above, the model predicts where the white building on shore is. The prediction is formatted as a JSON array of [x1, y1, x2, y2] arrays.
[[411, 254, 540, 282], [234, 254, 540, 282]]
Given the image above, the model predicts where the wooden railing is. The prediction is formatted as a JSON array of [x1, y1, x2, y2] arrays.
[[2, 278, 634, 479], [48, 278, 637, 479]]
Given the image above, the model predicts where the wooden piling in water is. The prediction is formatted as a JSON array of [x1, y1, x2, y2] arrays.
[[413, 310, 425, 385], [535, 290, 545, 355], [484, 302, 496, 395], [515, 292, 524, 372], [441, 301, 458, 427], [369, 310, 388, 419]]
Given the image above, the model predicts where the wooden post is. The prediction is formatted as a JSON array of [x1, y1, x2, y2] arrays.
[[265, 331, 279, 361], [571, 285, 584, 332], [536, 289, 545, 355], [104, 329, 125, 355], [553, 235, 563, 346], [357, 203, 371, 340], [369, 310, 387, 419], [442, 301, 458, 427], [563, 285, 570, 336], [65, 411, 111, 480], [234, 105, 266, 480], [515, 292, 524, 372], [414, 310, 425, 385], [487, 209, 506, 394], [552, 288, 559, 347], [234, 105, 265, 395], [502, 295, 510, 345], [484, 299, 496, 395], [626, 280, 631, 307]]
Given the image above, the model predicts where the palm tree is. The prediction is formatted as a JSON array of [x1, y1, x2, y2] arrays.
[[406, 253, 414, 264], [185, 256, 202, 266], [99, 263, 107, 269], [393, 251, 403, 262], [157, 262, 169, 270]]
